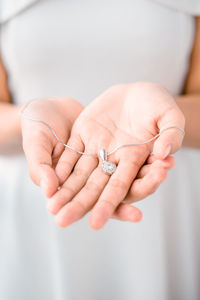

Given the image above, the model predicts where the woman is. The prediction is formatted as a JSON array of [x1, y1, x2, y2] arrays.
[[0, 0, 200, 299]]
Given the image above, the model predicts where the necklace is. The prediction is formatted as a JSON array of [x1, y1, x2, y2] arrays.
[[21, 103, 185, 175]]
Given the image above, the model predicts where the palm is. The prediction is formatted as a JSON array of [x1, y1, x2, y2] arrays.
[[48, 83, 184, 230], [75, 82, 180, 156]]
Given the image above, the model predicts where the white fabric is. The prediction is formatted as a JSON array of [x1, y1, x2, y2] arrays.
[[153, 0, 200, 15], [0, 0, 40, 23], [0, 1, 200, 300], [0, 0, 200, 23]]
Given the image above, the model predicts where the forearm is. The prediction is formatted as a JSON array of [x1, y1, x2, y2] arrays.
[[0, 102, 21, 147], [175, 93, 200, 149]]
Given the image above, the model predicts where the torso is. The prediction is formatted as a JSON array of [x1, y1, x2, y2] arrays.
[[0, 0, 195, 107]]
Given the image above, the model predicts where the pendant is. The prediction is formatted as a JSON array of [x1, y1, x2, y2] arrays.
[[99, 149, 116, 175]]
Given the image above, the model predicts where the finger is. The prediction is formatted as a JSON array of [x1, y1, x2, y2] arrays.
[[22, 129, 59, 198], [89, 158, 143, 230], [137, 156, 176, 179], [55, 166, 143, 226], [111, 203, 142, 222], [123, 160, 169, 204], [47, 155, 98, 214], [147, 153, 175, 164], [55, 134, 84, 184], [153, 108, 185, 159], [54, 164, 110, 228]]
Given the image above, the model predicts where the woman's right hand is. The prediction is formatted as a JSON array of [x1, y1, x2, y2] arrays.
[[21, 97, 83, 198], [47, 83, 184, 230]]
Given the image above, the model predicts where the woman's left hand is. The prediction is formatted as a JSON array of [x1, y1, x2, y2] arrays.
[[47, 82, 185, 230]]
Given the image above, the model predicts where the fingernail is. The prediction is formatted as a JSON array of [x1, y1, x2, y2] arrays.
[[163, 145, 172, 159]]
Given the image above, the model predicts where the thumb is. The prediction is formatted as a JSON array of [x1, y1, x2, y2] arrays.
[[152, 107, 185, 159], [22, 125, 59, 198]]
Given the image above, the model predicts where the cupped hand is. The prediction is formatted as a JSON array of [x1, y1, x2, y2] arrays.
[[21, 97, 141, 223], [21, 97, 83, 197], [47, 82, 185, 230]]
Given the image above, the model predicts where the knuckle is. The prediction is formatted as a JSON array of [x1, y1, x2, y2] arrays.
[[73, 167, 87, 178], [110, 178, 129, 190], [62, 184, 76, 195], [59, 160, 74, 171], [85, 180, 102, 194], [101, 199, 116, 211], [75, 200, 87, 211], [129, 159, 141, 169]]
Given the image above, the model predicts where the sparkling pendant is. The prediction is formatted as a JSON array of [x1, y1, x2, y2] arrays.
[[99, 149, 116, 175], [101, 160, 116, 175]]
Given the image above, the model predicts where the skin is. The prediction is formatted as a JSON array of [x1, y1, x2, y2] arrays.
[[21, 95, 175, 224], [0, 17, 200, 230], [21, 98, 83, 197], [0, 57, 21, 146], [176, 17, 200, 148], [46, 82, 184, 230]]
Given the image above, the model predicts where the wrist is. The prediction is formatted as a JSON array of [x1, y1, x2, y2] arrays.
[[12, 104, 22, 138], [0, 102, 22, 146], [175, 94, 200, 148]]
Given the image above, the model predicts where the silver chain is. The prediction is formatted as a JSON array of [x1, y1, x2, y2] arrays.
[[21, 101, 185, 158]]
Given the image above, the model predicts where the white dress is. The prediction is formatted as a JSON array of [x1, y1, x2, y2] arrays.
[[0, 1, 200, 299]]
